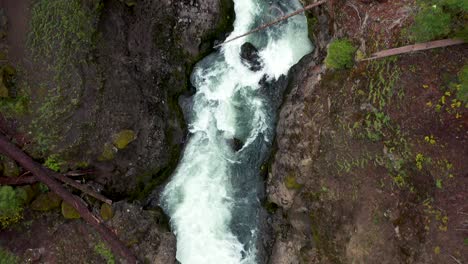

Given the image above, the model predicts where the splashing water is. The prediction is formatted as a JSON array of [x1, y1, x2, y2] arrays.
[[161, 0, 313, 263]]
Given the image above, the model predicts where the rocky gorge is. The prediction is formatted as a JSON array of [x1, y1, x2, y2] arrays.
[[1, 0, 467, 263]]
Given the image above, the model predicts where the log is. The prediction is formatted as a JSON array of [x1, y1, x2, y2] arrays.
[[0, 134, 137, 263], [0, 171, 112, 205], [214, 0, 328, 48], [0, 175, 37, 185], [361, 39, 466, 61]]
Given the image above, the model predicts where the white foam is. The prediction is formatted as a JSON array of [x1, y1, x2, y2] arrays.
[[161, 0, 313, 263]]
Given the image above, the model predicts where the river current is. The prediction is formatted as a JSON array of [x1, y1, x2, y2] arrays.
[[161, 0, 313, 263]]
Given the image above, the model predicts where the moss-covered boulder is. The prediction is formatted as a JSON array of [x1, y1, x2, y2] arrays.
[[112, 129, 136, 150], [31, 192, 62, 211], [2, 158, 20, 177], [61, 201, 80, 219], [17, 185, 37, 204], [100, 203, 113, 221]]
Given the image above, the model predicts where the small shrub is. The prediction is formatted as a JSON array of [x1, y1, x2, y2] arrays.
[[44, 154, 64, 172], [410, 5, 452, 42], [0, 186, 23, 229], [325, 39, 356, 69], [94, 242, 115, 264], [0, 247, 18, 264]]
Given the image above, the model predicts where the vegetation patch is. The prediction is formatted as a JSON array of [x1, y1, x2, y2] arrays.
[[94, 242, 115, 264], [0, 186, 24, 229], [409, 0, 467, 42], [0, 247, 18, 264], [325, 39, 356, 70]]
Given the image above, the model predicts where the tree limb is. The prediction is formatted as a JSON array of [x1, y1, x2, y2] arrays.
[[361, 39, 466, 61], [0, 134, 136, 263], [214, 0, 328, 48]]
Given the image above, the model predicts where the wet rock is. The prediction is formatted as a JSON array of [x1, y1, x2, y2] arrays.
[[228, 137, 244, 151], [22, 248, 44, 263], [31, 192, 62, 211], [240, 42, 263, 72], [61, 201, 80, 219]]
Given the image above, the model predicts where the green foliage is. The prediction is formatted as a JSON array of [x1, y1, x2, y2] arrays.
[[44, 154, 64, 172], [0, 247, 18, 264], [0, 186, 23, 229], [456, 65, 468, 103], [94, 242, 115, 264], [409, 0, 467, 42], [29, 0, 102, 81], [410, 5, 452, 42], [325, 39, 356, 69]]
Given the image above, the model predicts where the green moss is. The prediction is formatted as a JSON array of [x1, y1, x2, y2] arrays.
[[284, 174, 303, 189], [263, 200, 279, 214], [30, 192, 62, 211], [0, 247, 18, 264], [98, 143, 117, 161], [325, 39, 356, 70], [112, 130, 136, 150], [100, 203, 113, 221], [61, 201, 80, 219], [0, 186, 24, 229], [94, 242, 115, 264]]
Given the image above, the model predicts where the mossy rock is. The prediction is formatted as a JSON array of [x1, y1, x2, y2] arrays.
[[30, 192, 62, 211], [17, 185, 37, 205], [98, 143, 117, 161], [112, 129, 136, 150], [61, 201, 80, 219], [2, 158, 19, 177], [284, 174, 303, 189], [100, 203, 113, 221]]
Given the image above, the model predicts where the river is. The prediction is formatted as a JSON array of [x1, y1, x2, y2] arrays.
[[161, 0, 313, 263]]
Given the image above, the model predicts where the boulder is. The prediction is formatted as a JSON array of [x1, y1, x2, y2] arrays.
[[240, 42, 263, 72]]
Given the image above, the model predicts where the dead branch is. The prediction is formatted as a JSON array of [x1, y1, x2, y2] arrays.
[[0, 134, 136, 263], [0, 175, 37, 185], [215, 0, 328, 48], [0, 170, 112, 205], [361, 39, 466, 61]]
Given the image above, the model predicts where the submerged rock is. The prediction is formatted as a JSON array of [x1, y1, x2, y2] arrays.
[[240, 42, 263, 71]]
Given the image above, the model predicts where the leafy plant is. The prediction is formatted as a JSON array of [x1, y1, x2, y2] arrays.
[[409, 5, 452, 42], [44, 154, 64, 172], [0, 247, 18, 264], [325, 39, 356, 69], [0, 186, 23, 229], [94, 242, 115, 264]]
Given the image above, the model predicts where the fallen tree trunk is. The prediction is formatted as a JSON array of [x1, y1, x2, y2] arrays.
[[361, 39, 466, 61], [0, 134, 136, 263], [0, 170, 112, 205], [0, 175, 37, 185], [214, 0, 328, 48]]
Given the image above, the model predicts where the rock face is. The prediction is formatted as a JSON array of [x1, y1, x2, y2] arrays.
[[14, 0, 234, 197], [0, 202, 176, 263]]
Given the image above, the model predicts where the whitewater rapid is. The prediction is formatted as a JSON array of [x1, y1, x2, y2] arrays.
[[161, 0, 313, 263]]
